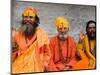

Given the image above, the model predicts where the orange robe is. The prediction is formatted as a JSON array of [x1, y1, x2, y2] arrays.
[[73, 35, 96, 70], [72, 49, 90, 70], [12, 27, 51, 74], [48, 35, 77, 71]]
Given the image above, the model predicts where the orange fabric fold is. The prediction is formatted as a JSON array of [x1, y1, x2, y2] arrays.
[[48, 36, 77, 71], [75, 35, 96, 70], [12, 27, 51, 74]]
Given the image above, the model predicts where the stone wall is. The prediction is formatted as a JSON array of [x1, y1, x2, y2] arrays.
[[11, 1, 96, 42]]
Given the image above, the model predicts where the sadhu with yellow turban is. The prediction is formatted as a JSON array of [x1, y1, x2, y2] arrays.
[[55, 17, 70, 29], [48, 17, 77, 71], [12, 6, 51, 74]]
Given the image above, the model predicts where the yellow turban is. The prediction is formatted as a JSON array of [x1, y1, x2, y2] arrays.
[[55, 17, 70, 29], [22, 6, 37, 17]]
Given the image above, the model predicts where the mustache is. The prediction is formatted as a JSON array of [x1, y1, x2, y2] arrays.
[[89, 31, 96, 36], [22, 20, 33, 25]]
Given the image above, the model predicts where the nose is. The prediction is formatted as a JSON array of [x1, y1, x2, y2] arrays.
[[61, 28, 65, 32], [61, 29, 66, 34]]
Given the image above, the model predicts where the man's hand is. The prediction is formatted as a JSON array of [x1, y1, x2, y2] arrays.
[[79, 31, 85, 40], [64, 65, 72, 70]]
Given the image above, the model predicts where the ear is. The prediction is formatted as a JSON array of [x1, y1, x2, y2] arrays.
[[35, 15, 40, 24]]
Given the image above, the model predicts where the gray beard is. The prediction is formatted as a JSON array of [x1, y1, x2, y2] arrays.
[[22, 24, 36, 37]]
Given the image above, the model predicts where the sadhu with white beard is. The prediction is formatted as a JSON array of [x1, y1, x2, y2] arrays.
[[12, 7, 51, 74], [48, 17, 77, 71]]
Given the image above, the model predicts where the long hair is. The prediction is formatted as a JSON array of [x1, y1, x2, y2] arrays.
[[86, 20, 96, 32], [35, 15, 40, 24], [86, 20, 96, 40]]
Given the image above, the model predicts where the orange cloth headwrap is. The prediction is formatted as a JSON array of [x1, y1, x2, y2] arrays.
[[22, 6, 37, 17], [55, 17, 70, 29]]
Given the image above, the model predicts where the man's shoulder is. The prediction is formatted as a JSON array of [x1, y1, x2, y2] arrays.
[[67, 35, 74, 40], [81, 34, 88, 41], [36, 27, 49, 41], [67, 35, 76, 44], [50, 35, 57, 40], [36, 27, 47, 34], [49, 36, 58, 45], [15, 30, 22, 35], [50, 35, 58, 43], [13, 28, 24, 39]]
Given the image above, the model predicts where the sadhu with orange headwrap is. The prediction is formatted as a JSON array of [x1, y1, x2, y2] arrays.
[[47, 17, 78, 71], [12, 6, 51, 74]]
